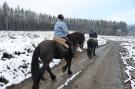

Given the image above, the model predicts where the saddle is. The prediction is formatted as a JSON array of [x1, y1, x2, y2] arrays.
[[53, 37, 69, 48], [90, 38, 98, 43]]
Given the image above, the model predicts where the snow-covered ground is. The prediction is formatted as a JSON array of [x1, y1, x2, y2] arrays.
[[1, 31, 135, 89], [119, 38, 135, 89], [0, 31, 107, 89]]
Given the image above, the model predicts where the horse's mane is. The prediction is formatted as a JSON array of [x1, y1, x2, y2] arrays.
[[67, 32, 84, 44]]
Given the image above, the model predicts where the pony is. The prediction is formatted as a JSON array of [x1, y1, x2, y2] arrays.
[[31, 32, 85, 89], [87, 38, 98, 58]]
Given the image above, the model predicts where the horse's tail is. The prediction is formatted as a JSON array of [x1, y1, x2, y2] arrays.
[[31, 46, 40, 89]]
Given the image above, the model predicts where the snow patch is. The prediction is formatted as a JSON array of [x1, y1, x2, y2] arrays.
[[57, 70, 82, 89]]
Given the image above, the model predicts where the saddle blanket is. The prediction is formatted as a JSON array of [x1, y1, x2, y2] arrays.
[[90, 38, 98, 42], [53, 37, 69, 48]]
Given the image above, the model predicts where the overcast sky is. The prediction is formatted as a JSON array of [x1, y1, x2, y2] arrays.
[[0, 0, 135, 25]]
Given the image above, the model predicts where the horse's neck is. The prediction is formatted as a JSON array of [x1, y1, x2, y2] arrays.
[[68, 38, 77, 47], [67, 33, 80, 46]]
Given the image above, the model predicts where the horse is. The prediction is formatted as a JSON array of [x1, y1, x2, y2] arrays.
[[87, 38, 98, 59], [31, 32, 85, 89]]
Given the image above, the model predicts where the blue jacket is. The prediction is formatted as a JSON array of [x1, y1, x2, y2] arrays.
[[54, 20, 69, 37]]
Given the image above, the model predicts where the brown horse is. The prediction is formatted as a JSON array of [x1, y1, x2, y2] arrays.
[[31, 32, 85, 89]]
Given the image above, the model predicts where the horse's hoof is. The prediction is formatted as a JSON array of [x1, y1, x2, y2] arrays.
[[51, 75, 56, 80], [32, 85, 39, 89], [68, 71, 72, 75]]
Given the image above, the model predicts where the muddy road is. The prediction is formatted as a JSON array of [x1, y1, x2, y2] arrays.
[[8, 41, 125, 89]]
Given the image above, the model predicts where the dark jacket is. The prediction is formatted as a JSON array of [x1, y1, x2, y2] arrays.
[[89, 32, 97, 38]]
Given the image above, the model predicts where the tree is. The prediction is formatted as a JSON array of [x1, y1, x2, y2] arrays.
[[2, 2, 9, 30], [0, 2, 128, 36]]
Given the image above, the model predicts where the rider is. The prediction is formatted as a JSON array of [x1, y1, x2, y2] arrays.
[[53, 14, 75, 56], [89, 29, 98, 46], [54, 14, 69, 38], [89, 29, 97, 38]]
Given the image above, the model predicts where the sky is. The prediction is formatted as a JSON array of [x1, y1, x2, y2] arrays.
[[0, 0, 135, 25]]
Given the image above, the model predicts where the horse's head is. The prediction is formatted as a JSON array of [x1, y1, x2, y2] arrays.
[[67, 32, 85, 49]]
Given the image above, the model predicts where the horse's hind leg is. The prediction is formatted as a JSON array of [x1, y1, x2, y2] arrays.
[[89, 48, 93, 58], [87, 49, 90, 58], [93, 47, 96, 56], [62, 64, 68, 72], [32, 67, 45, 89], [32, 62, 46, 89], [40, 58, 56, 80], [46, 65, 56, 80], [32, 78, 40, 89], [66, 58, 72, 75], [34, 61, 47, 82], [87, 48, 92, 59]]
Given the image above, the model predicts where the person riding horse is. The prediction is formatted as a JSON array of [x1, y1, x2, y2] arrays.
[[89, 29, 98, 46], [31, 32, 85, 89], [53, 14, 74, 55], [89, 29, 97, 40], [54, 14, 69, 38], [87, 29, 98, 58]]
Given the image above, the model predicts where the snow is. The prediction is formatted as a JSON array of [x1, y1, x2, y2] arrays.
[[119, 39, 135, 89], [0, 31, 55, 89], [0, 31, 107, 89], [57, 70, 82, 89]]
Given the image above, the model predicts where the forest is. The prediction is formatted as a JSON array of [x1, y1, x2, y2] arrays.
[[0, 2, 128, 35]]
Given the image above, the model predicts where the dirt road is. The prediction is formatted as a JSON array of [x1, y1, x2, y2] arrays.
[[65, 42, 125, 89], [8, 41, 125, 89]]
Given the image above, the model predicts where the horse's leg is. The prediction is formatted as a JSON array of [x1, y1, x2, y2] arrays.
[[93, 46, 96, 56], [40, 57, 56, 80], [66, 59, 72, 75], [32, 77, 40, 89], [38, 61, 47, 81], [32, 63, 46, 89], [46, 65, 56, 80], [87, 49, 91, 59], [89, 48, 92, 58], [62, 64, 68, 72]]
